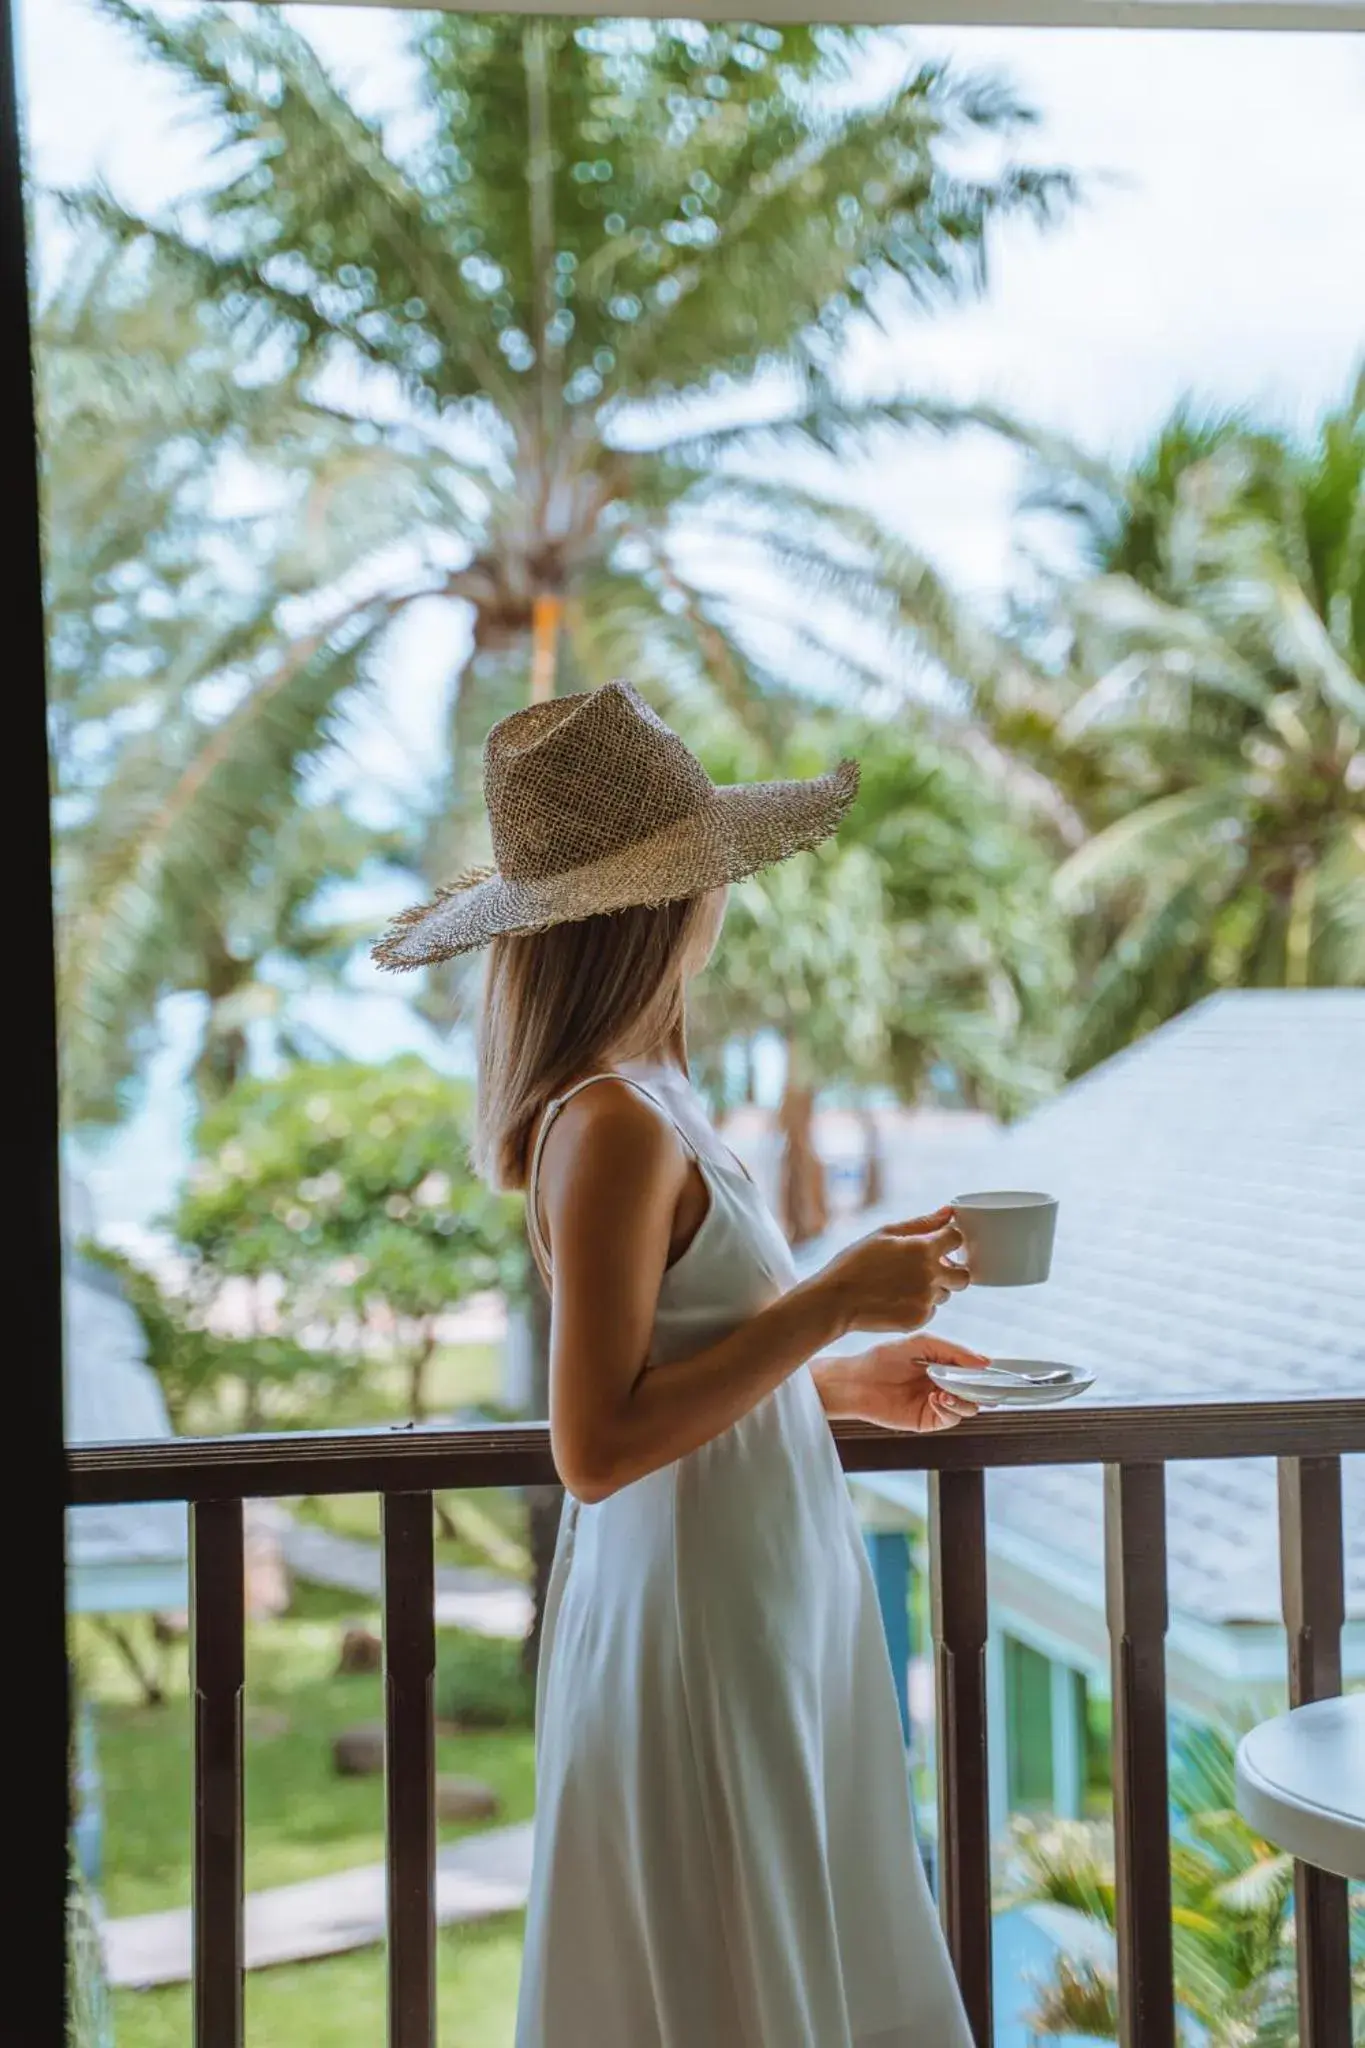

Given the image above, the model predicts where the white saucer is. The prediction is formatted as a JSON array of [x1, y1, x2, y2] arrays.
[[927, 1359, 1094, 1410]]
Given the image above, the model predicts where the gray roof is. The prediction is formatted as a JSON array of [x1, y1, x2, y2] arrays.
[[811, 992, 1365, 1629]]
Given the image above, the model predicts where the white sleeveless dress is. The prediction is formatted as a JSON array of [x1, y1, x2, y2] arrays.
[[514, 1074, 974, 2048]]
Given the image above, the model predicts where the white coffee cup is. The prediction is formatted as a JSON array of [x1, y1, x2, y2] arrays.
[[952, 1191, 1058, 1287]]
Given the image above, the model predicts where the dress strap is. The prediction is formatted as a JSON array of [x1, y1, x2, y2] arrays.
[[527, 1073, 697, 1274]]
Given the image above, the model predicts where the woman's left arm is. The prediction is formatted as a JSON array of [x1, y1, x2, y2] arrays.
[[813, 1336, 987, 1434]]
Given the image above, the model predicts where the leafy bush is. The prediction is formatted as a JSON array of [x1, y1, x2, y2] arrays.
[[80, 1238, 351, 1432], [176, 1057, 525, 1419], [91, 1057, 527, 1430], [437, 1629, 535, 1733]]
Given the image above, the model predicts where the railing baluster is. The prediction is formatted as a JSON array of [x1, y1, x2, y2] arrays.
[[191, 1498, 245, 2048], [1105, 1463, 1174, 2048], [928, 1469, 993, 2048], [383, 1493, 436, 2048], [1278, 1456, 1351, 2048]]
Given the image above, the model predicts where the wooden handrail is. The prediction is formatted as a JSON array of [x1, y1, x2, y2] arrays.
[[68, 1396, 1365, 1504]]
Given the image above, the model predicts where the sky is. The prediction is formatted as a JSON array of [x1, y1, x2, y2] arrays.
[[20, 0, 1365, 1230]]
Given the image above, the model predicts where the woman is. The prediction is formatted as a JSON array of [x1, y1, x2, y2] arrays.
[[377, 681, 982, 2048]]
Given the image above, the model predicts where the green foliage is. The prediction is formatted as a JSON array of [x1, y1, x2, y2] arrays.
[[845, 720, 1073, 1108], [88, 1059, 523, 1427], [178, 1057, 520, 1298], [89, 8, 1069, 418], [78, 1603, 539, 1910], [1000, 1721, 1365, 2045], [173, 1057, 523, 1417], [57, 0, 1363, 1168], [701, 838, 898, 1085], [43, 231, 419, 1126], [993, 371, 1365, 1071], [80, 1238, 335, 1431], [699, 712, 1072, 1112], [438, 1629, 535, 1733], [47, 8, 1074, 1131], [84, 1600, 534, 2048], [114, 1923, 524, 2048]]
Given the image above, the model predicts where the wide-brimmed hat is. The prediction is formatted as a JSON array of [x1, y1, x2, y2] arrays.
[[373, 680, 859, 969]]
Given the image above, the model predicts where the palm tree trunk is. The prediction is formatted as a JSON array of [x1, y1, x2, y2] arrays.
[[858, 1102, 885, 1211], [523, 14, 566, 714], [449, 657, 485, 860], [1285, 861, 1316, 988], [777, 1040, 828, 1247], [523, 17, 561, 465], [194, 1016, 248, 1105], [193, 933, 251, 1106], [530, 593, 563, 703]]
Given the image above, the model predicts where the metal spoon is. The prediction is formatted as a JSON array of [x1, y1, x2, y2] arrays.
[[985, 1365, 1074, 1386]]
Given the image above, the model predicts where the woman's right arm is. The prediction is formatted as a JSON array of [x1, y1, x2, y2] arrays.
[[537, 1084, 967, 1503]]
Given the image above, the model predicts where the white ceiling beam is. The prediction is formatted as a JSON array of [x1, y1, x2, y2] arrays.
[[276, 0, 1365, 30]]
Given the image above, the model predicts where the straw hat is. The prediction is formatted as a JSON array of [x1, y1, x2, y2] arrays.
[[373, 680, 859, 969]]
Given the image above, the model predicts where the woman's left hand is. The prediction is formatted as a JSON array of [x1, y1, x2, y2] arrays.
[[818, 1336, 987, 1433]]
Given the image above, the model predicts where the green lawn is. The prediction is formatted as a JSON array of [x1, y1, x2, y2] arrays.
[[180, 1340, 508, 1438], [294, 1486, 531, 1581], [114, 1919, 525, 2048], [82, 1588, 533, 2048]]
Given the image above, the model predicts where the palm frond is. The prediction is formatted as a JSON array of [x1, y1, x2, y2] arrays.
[[612, 64, 1073, 397], [650, 390, 969, 470], [59, 594, 406, 1121], [1054, 782, 1243, 906], [1067, 867, 1234, 1074], [1066, 577, 1270, 718], [1313, 816, 1365, 983], [1253, 573, 1365, 723], [90, 2, 520, 407], [998, 1816, 1116, 1922], [1025, 1954, 1120, 2039]]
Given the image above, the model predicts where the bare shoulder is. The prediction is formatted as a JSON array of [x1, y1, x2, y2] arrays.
[[538, 1077, 686, 1207]]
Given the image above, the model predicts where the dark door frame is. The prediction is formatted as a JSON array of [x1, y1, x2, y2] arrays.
[[3, 0, 69, 2036]]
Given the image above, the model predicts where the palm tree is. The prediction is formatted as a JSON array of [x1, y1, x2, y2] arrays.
[[699, 835, 898, 1240], [845, 715, 1074, 1112], [697, 713, 1073, 1238], [1000, 1722, 1365, 2044], [986, 378, 1365, 1072], [44, 236, 423, 1120], [179, 804, 408, 1105], [72, 2, 1072, 849]]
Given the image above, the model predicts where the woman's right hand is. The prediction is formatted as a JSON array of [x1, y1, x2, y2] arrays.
[[812, 1205, 969, 1336]]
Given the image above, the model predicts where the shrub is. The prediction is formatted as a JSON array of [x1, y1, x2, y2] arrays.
[[437, 1629, 534, 1732]]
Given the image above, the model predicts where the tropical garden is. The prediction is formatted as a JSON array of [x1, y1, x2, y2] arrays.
[[1002, 1724, 1365, 2043], [44, 5, 1364, 2045]]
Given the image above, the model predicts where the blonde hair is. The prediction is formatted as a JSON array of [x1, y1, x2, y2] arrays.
[[474, 895, 719, 1191]]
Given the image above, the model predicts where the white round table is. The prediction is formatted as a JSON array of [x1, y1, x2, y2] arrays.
[[1235, 1695, 1365, 1880]]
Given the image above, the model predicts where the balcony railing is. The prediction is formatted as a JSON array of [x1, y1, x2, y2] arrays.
[[69, 1395, 1365, 2048]]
